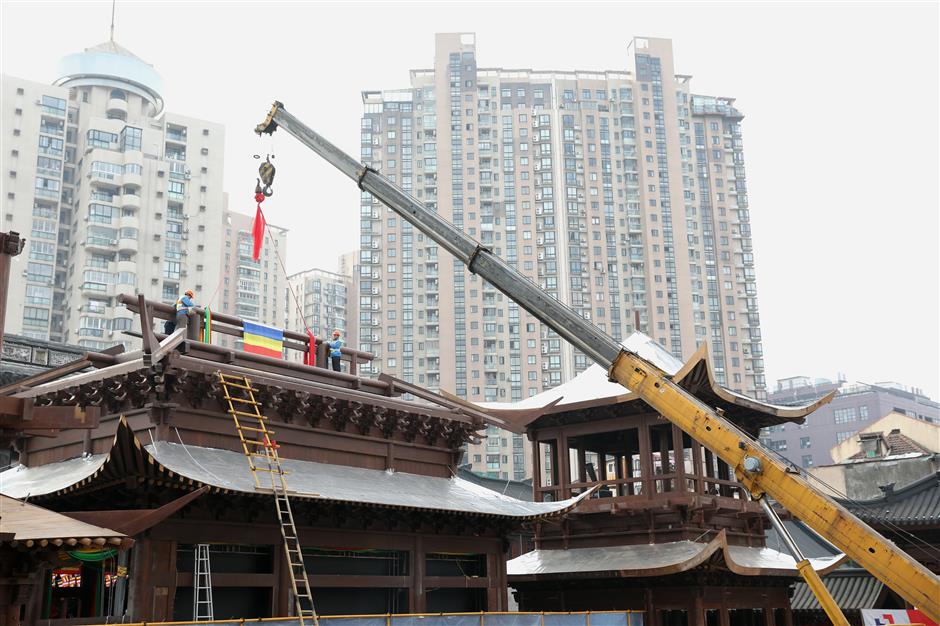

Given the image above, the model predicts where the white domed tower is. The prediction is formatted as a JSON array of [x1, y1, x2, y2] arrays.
[[2, 32, 225, 348], [55, 39, 165, 121]]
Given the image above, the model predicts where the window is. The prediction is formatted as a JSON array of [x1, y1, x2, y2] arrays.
[[801, 455, 813, 468], [835, 431, 854, 444], [834, 408, 857, 424], [121, 126, 142, 151], [23, 306, 50, 327], [87, 129, 118, 148], [41, 95, 66, 116], [799, 437, 811, 449], [26, 262, 54, 282], [25, 285, 52, 305]]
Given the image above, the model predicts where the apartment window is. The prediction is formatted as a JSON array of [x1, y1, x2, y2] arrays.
[[23, 306, 50, 327], [835, 431, 854, 444], [801, 455, 813, 468], [799, 437, 811, 449], [25, 285, 52, 305]]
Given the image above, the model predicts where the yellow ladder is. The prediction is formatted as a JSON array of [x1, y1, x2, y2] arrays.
[[217, 372, 319, 626]]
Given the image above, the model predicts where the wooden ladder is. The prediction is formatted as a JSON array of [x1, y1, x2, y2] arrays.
[[217, 372, 319, 626]]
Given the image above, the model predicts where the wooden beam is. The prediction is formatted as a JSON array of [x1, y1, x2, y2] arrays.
[[0, 358, 91, 395], [144, 327, 186, 367], [0, 399, 100, 430], [168, 353, 477, 425], [11, 358, 147, 399], [138, 293, 159, 357]]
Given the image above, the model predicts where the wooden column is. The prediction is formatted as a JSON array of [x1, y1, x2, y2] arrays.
[[692, 589, 706, 626], [0, 232, 25, 356], [411, 535, 426, 612], [638, 416, 653, 497], [558, 433, 570, 499], [692, 441, 705, 494], [531, 436, 542, 502], [615, 453, 624, 495], [719, 605, 731, 626], [127, 538, 150, 620], [645, 588, 658, 626], [673, 424, 687, 492], [576, 447, 587, 484]]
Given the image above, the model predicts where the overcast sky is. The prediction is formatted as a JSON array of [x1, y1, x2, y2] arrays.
[[2, 1, 937, 397]]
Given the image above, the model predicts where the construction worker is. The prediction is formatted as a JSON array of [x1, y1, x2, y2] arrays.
[[328, 329, 343, 372], [164, 290, 195, 334]]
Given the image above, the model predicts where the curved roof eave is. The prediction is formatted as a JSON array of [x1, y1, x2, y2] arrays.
[[444, 340, 834, 432], [0, 417, 590, 522]]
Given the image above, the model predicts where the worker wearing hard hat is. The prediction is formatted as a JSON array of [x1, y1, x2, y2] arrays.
[[164, 290, 195, 334], [328, 329, 344, 372]]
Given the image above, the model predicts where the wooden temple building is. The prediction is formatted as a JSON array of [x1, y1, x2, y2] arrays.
[[0, 296, 588, 623], [458, 334, 843, 626]]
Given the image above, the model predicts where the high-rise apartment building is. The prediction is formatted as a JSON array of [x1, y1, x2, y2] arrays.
[[2, 40, 224, 349], [288, 267, 352, 341], [358, 34, 765, 478], [218, 201, 289, 347]]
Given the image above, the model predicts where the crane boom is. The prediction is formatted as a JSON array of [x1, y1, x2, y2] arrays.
[[255, 102, 940, 622]]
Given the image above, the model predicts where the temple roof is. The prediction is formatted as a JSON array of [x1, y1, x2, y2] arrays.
[[0, 419, 591, 521], [0, 494, 129, 548], [449, 332, 833, 433], [507, 529, 845, 580], [790, 569, 886, 611], [842, 471, 940, 527]]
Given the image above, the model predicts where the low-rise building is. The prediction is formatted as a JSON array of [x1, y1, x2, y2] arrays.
[[761, 377, 938, 467], [809, 412, 940, 500]]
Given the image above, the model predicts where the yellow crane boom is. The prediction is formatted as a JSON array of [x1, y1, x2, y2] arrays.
[[254, 101, 940, 623]]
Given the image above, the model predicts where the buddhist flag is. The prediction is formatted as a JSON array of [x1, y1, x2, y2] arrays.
[[243, 321, 283, 359]]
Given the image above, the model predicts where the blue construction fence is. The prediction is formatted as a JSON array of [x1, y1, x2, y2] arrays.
[[92, 612, 644, 626]]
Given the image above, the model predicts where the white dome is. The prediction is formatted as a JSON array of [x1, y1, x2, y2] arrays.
[[55, 40, 165, 118]]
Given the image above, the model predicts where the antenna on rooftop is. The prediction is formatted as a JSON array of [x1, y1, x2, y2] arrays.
[[109, 0, 116, 42]]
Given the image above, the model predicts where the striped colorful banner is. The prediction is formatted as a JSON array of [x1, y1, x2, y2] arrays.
[[243, 321, 283, 359]]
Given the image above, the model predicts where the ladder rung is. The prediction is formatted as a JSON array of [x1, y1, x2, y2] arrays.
[[224, 395, 262, 405], [221, 381, 259, 391], [229, 409, 266, 418], [240, 438, 276, 447], [246, 451, 279, 459], [237, 425, 273, 434]]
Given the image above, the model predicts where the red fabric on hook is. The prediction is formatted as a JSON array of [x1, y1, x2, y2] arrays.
[[251, 193, 266, 261]]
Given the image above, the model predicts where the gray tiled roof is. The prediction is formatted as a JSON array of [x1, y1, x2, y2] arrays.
[[842, 471, 940, 526], [791, 569, 884, 610]]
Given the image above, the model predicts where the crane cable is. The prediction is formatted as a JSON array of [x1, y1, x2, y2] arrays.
[[760, 443, 940, 563]]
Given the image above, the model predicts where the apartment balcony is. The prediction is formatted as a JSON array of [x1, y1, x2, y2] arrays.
[[123, 170, 142, 188], [84, 236, 117, 253], [116, 259, 137, 274], [106, 97, 128, 119], [119, 213, 140, 231], [166, 129, 187, 143], [118, 235, 138, 253]]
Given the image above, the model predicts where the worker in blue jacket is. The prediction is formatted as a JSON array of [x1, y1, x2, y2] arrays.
[[164, 290, 194, 334], [328, 329, 344, 372]]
